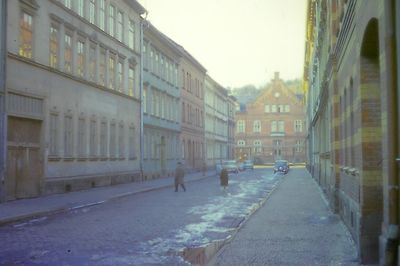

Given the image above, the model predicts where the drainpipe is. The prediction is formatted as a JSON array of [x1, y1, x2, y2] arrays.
[[139, 12, 148, 181], [0, 0, 7, 202]]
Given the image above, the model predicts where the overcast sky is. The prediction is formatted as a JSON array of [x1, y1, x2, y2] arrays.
[[138, 0, 307, 88]]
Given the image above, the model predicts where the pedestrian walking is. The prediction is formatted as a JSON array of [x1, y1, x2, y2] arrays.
[[174, 162, 186, 192], [220, 168, 229, 192]]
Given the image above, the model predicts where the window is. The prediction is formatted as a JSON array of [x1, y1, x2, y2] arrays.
[[128, 19, 135, 50], [99, 48, 106, 86], [182, 103, 185, 122], [78, 117, 86, 157], [237, 140, 245, 146], [143, 42, 148, 69], [129, 126, 136, 159], [119, 123, 124, 158], [100, 120, 107, 157], [49, 25, 58, 68], [89, 44, 96, 82], [271, 121, 277, 132], [49, 113, 59, 157], [89, 0, 95, 24], [109, 54, 115, 89], [117, 60, 123, 92], [77, 40, 85, 77], [150, 49, 154, 72], [254, 140, 262, 153], [128, 67, 135, 97], [143, 87, 147, 113], [285, 105, 290, 112], [109, 5, 115, 37], [99, 0, 105, 30], [237, 120, 245, 133], [160, 56, 164, 79], [295, 120, 303, 132], [77, 0, 84, 17], [278, 121, 285, 132], [253, 120, 261, 133], [64, 0, 72, 9], [271, 105, 277, 113], [64, 115, 73, 157], [155, 52, 159, 76], [264, 105, 270, 113], [19, 12, 33, 58], [117, 11, 123, 42], [110, 121, 116, 158], [90, 118, 97, 157], [64, 33, 72, 73]]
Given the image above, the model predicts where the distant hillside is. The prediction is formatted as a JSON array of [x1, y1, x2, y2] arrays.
[[231, 79, 303, 105]]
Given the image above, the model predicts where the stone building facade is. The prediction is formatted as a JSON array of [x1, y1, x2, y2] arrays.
[[3, 0, 145, 201], [304, 0, 400, 264], [235, 72, 306, 164], [142, 23, 181, 179], [204, 75, 228, 167], [179, 48, 207, 171]]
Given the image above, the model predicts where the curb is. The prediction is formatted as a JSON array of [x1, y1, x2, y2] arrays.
[[205, 173, 286, 266], [0, 173, 216, 227]]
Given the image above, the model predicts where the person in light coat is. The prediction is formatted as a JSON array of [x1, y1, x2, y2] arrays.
[[175, 162, 186, 192]]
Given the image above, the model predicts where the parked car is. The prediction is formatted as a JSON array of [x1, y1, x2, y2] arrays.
[[273, 160, 289, 174], [222, 160, 239, 174], [243, 160, 254, 170]]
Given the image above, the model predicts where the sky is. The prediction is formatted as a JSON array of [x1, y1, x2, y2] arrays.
[[138, 0, 307, 89]]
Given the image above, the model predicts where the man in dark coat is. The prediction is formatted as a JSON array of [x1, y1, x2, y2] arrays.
[[175, 162, 186, 192], [220, 168, 229, 192]]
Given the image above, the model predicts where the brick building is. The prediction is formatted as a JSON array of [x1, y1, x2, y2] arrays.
[[304, 0, 400, 264], [235, 72, 306, 164]]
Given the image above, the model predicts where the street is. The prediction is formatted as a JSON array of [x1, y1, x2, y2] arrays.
[[0, 167, 281, 265]]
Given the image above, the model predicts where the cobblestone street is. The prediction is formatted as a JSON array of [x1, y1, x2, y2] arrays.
[[0, 168, 280, 265]]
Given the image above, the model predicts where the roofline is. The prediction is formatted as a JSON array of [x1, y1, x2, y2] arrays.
[[124, 0, 147, 15]]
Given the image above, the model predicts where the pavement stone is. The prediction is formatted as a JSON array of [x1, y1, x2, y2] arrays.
[[209, 168, 359, 266], [0, 170, 216, 227]]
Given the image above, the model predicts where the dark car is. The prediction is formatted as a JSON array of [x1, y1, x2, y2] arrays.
[[273, 160, 289, 174], [222, 160, 239, 174], [243, 160, 254, 170]]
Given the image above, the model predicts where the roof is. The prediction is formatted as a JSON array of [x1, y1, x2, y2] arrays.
[[124, 0, 147, 15]]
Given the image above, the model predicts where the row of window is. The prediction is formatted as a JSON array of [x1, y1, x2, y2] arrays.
[[143, 42, 179, 87], [143, 133, 180, 160], [182, 69, 204, 100], [143, 87, 179, 122], [60, 0, 137, 50], [205, 89, 228, 116], [182, 102, 204, 128], [237, 140, 303, 152], [264, 104, 291, 113], [48, 111, 136, 160], [19, 11, 138, 97], [237, 120, 303, 133], [181, 139, 204, 160], [205, 115, 228, 136]]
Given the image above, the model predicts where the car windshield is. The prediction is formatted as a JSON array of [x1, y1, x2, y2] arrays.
[[223, 160, 236, 165], [244, 160, 252, 164], [275, 161, 288, 166]]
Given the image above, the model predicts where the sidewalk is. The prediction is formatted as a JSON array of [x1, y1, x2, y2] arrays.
[[0, 170, 216, 227], [209, 169, 359, 266]]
